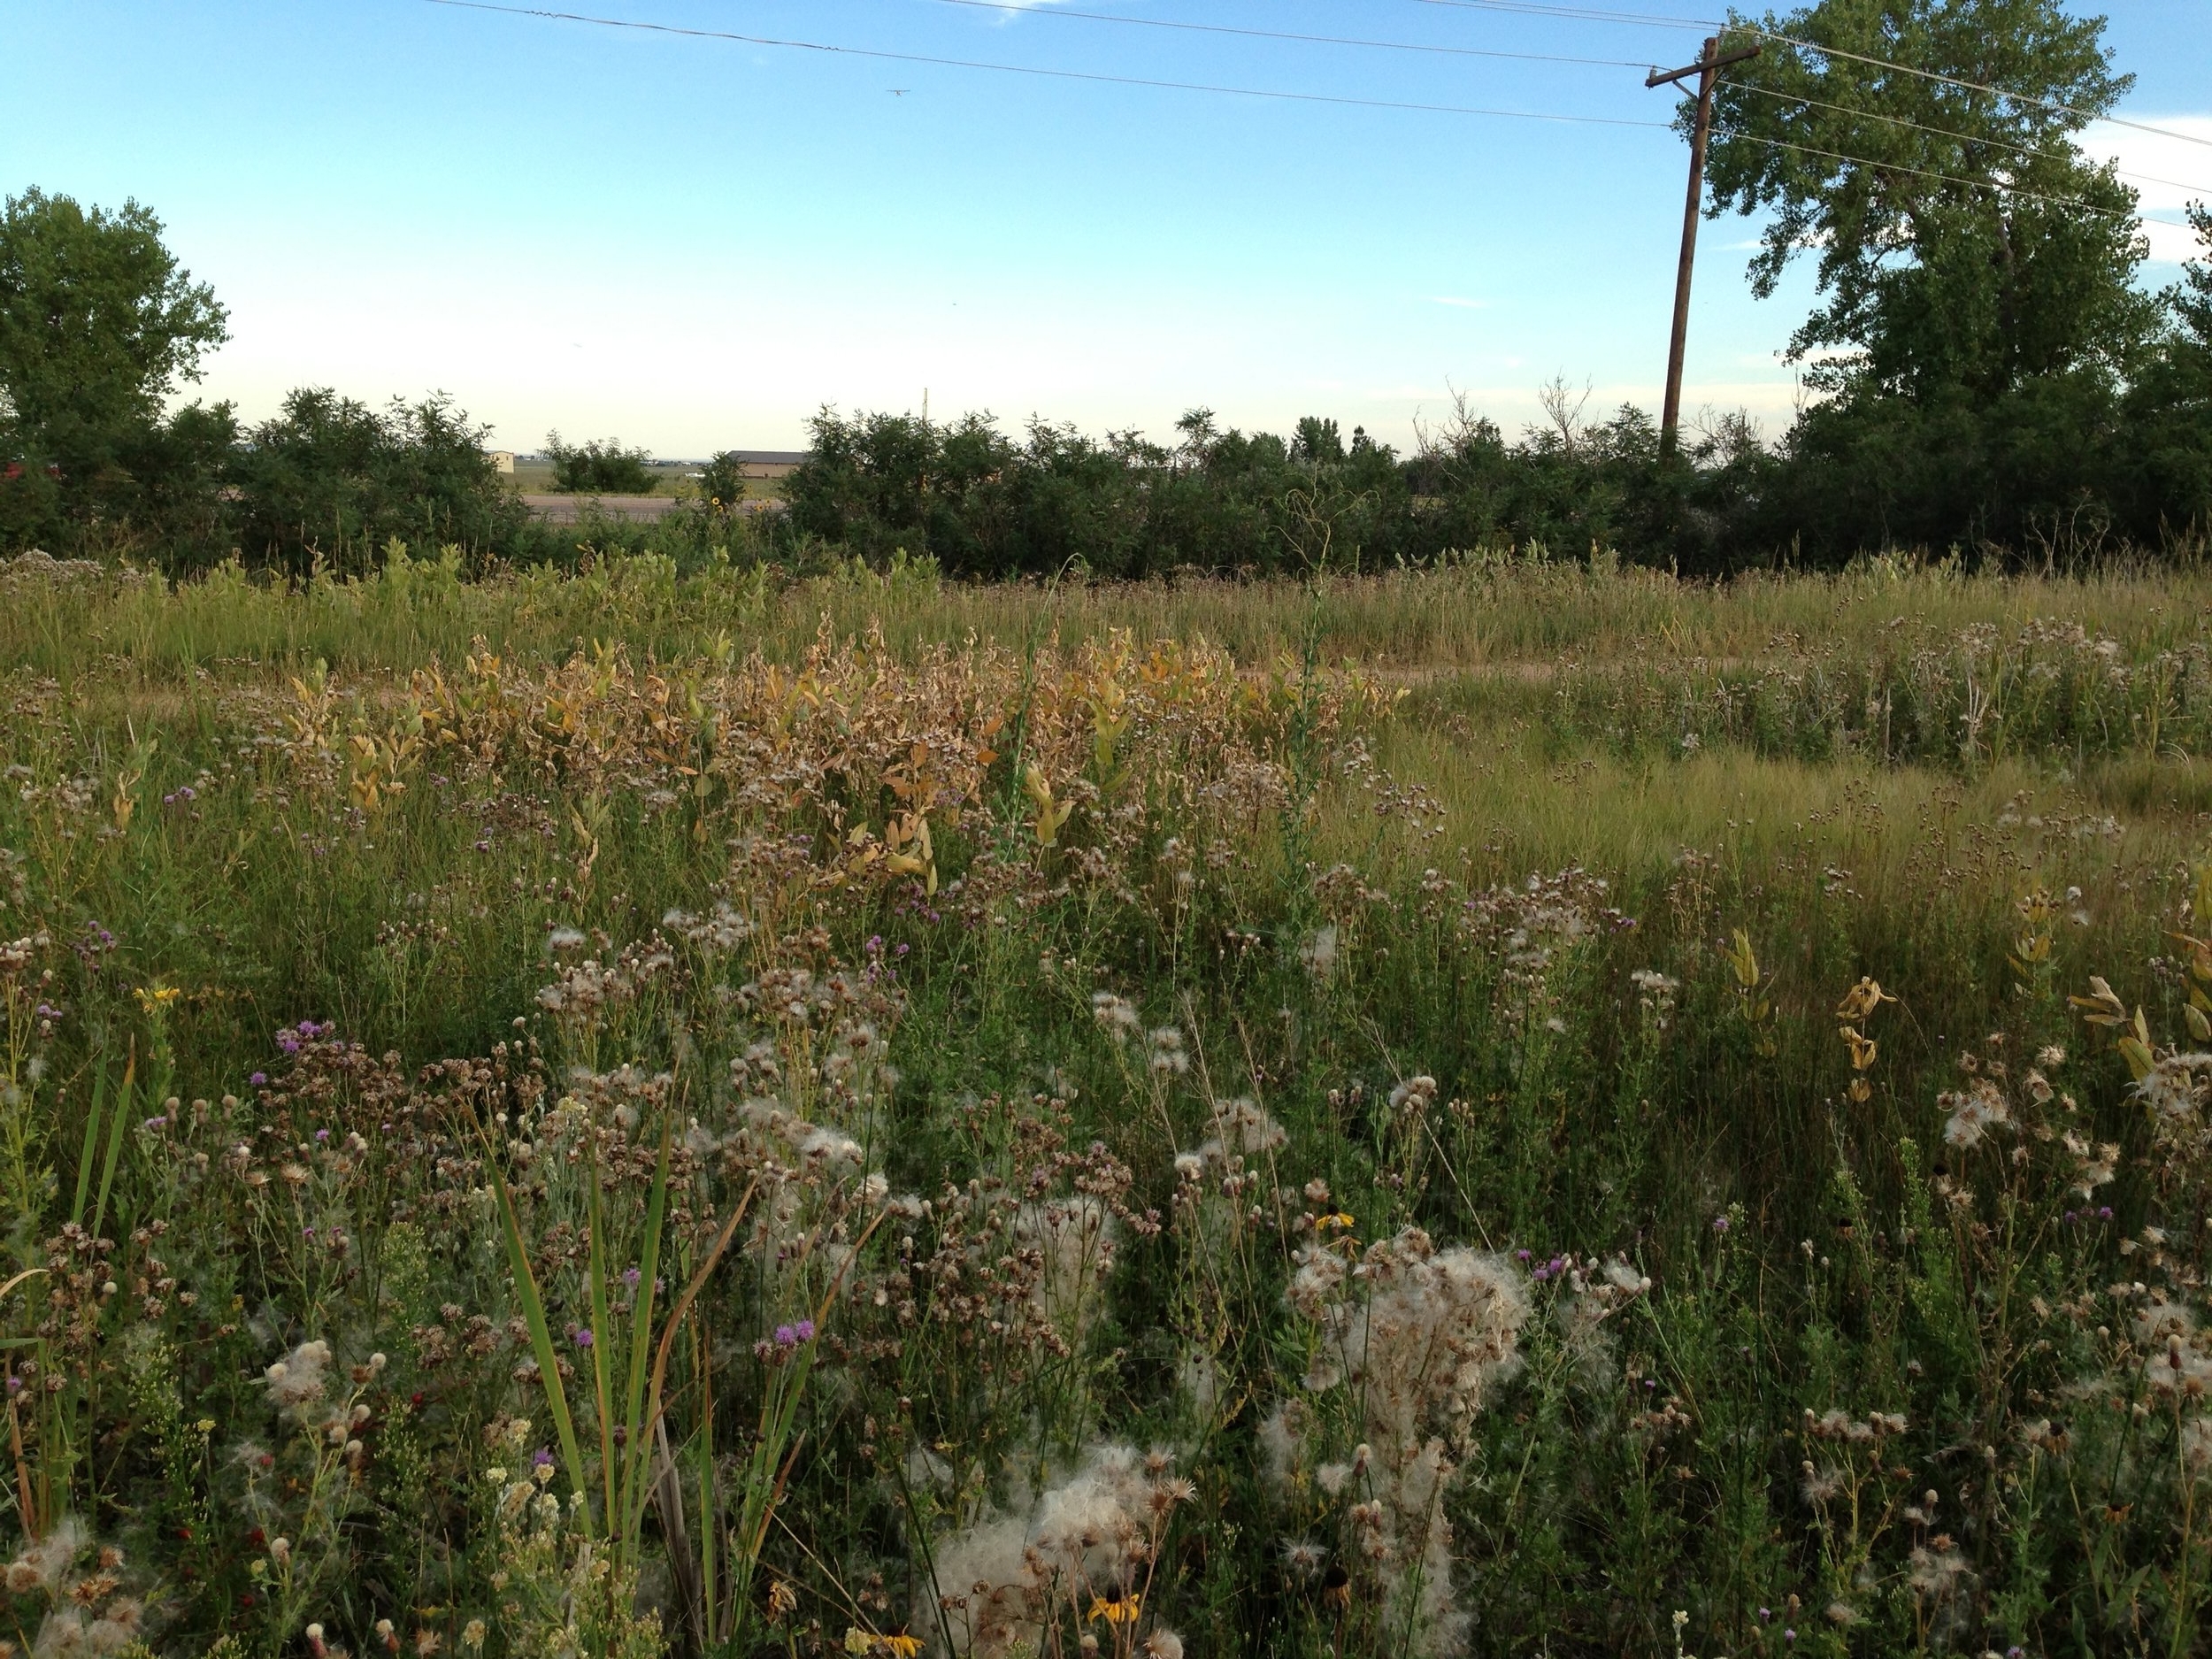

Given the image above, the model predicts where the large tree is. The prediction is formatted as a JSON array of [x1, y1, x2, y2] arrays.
[[0, 188, 230, 544], [1703, 0, 2154, 402]]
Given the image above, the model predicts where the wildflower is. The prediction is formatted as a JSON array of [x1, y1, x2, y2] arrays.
[[461, 1620, 487, 1649], [5, 1517, 87, 1595], [1301, 926, 1339, 978], [572, 1327, 594, 1348], [1087, 1593, 1141, 1624], [1800, 1465, 1842, 1504], [1941, 1079, 2010, 1149], [1907, 1544, 1972, 1601], [265, 1341, 334, 1409], [1143, 1632, 1184, 1659], [1089, 991, 1142, 1037], [2146, 1335, 2212, 1399]]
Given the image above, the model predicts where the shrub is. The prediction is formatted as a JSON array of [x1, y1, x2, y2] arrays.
[[545, 432, 657, 495], [225, 388, 525, 575]]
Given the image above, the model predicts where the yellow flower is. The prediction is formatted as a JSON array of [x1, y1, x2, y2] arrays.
[[880, 1638, 925, 1657], [1088, 1594, 1142, 1625], [134, 984, 182, 1011]]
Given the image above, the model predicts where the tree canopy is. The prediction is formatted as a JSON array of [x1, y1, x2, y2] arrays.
[[0, 189, 228, 460], [1705, 0, 2153, 401]]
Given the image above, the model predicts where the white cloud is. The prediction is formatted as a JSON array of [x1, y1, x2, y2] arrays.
[[2081, 113, 2212, 264], [2083, 115, 2212, 213], [2141, 216, 2208, 266]]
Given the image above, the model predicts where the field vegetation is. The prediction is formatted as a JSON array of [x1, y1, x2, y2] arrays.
[[4, 550, 2212, 1657]]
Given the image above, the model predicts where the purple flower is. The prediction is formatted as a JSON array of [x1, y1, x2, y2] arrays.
[[278, 1036, 300, 1055], [1711, 1215, 1729, 1233], [143, 1116, 167, 1131], [2099, 1206, 2114, 1220], [622, 1267, 641, 1288], [774, 1325, 798, 1348], [250, 1072, 268, 1087], [314, 1128, 330, 1142], [534, 1447, 555, 1468], [1516, 1249, 1531, 1262], [795, 1319, 816, 1341], [572, 1327, 595, 1348]]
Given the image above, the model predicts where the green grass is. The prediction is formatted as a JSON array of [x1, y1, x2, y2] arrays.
[[3, 557, 2212, 1658]]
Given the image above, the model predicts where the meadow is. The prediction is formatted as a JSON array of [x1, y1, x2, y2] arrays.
[[4, 545, 2212, 1659]]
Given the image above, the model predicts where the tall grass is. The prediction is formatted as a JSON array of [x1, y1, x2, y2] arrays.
[[9, 543, 2212, 682], [2, 557, 2211, 1657]]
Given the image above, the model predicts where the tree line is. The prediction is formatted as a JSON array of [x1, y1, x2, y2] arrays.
[[4, 0, 2210, 576]]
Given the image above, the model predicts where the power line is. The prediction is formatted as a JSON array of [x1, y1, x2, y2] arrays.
[[921, 0, 1654, 72], [1411, 0, 2212, 152], [1744, 27, 2212, 152], [1717, 80, 2212, 200], [928, 0, 2208, 195], [425, 0, 2203, 227], [1732, 131, 2145, 219], [1414, 0, 1710, 29], [424, 0, 1675, 128]]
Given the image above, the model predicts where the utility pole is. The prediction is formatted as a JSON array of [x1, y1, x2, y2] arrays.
[[1648, 36, 1759, 460]]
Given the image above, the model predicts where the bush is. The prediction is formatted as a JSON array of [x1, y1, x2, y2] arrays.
[[224, 389, 526, 575], [545, 432, 657, 495]]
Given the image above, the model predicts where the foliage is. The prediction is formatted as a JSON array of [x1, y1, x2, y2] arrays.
[[0, 188, 231, 551], [1709, 0, 2152, 402], [5, 563, 2212, 1655], [225, 389, 528, 575], [547, 434, 659, 495]]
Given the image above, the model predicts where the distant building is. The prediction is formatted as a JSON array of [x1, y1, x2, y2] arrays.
[[488, 450, 516, 474], [727, 449, 807, 480]]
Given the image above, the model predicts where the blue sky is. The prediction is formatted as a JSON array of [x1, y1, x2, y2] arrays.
[[4, 0, 2208, 456]]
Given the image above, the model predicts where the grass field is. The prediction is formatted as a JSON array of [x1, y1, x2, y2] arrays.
[[4, 549, 2212, 1658]]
